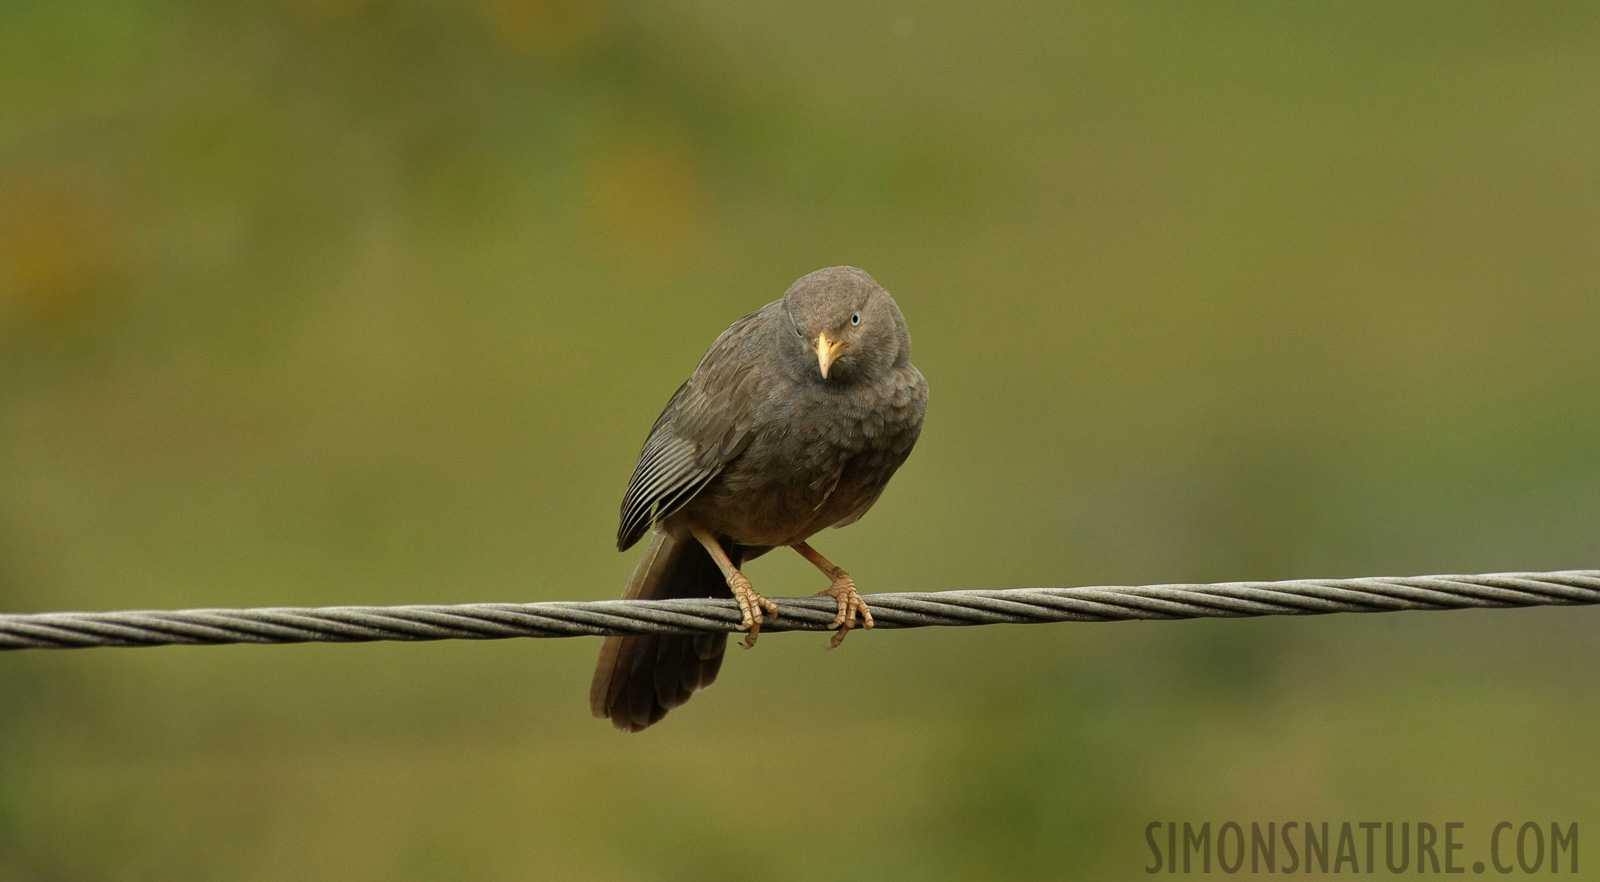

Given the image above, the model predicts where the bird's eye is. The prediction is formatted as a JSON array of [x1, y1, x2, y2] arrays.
[[850, 312, 861, 326]]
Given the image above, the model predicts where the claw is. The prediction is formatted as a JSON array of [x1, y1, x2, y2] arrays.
[[816, 570, 874, 650], [729, 573, 778, 649]]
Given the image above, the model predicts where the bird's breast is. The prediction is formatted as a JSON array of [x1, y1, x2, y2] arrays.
[[679, 365, 926, 547]]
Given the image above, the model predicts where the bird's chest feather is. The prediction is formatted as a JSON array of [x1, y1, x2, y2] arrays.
[[693, 367, 924, 544]]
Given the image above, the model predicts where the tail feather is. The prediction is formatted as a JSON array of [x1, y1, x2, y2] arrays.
[[590, 532, 738, 732]]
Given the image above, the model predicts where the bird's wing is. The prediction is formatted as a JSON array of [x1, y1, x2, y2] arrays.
[[616, 307, 771, 550]]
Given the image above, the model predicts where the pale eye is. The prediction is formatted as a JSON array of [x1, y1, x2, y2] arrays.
[[850, 312, 861, 326]]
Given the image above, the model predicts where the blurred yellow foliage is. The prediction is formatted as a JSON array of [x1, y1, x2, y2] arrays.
[[485, 0, 614, 58], [0, 184, 115, 327], [584, 138, 706, 258]]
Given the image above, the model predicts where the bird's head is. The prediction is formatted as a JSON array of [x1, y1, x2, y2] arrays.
[[782, 266, 909, 383]]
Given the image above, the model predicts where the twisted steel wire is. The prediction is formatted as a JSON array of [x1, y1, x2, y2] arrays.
[[0, 570, 1595, 651]]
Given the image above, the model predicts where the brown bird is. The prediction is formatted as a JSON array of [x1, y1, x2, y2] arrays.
[[590, 266, 928, 731]]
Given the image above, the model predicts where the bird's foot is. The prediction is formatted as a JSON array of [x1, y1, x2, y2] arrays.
[[816, 568, 874, 650], [729, 573, 779, 649]]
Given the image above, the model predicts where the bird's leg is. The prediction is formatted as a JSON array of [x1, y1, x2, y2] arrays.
[[791, 541, 875, 649], [691, 527, 778, 649]]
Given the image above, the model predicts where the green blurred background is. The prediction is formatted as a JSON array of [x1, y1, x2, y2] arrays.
[[2, 1, 1598, 878]]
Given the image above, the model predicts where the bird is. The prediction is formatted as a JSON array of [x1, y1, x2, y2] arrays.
[[590, 266, 928, 732]]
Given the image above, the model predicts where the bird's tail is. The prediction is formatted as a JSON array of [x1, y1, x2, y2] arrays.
[[590, 531, 737, 732]]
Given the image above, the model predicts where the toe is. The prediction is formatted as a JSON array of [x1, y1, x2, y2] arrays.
[[820, 580, 873, 648], [825, 623, 851, 650]]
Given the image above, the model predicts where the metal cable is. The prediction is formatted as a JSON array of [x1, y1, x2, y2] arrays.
[[0, 570, 1595, 651]]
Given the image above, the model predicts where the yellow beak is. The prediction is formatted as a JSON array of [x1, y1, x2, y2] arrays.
[[813, 333, 846, 379]]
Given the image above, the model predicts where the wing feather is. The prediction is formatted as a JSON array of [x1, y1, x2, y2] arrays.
[[616, 306, 772, 550]]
